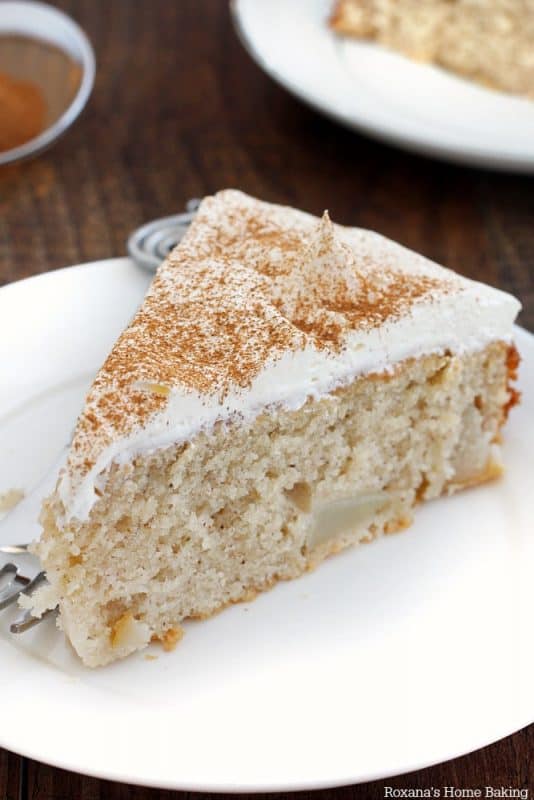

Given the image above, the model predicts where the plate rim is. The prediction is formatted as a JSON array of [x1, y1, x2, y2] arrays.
[[0, 255, 131, 295], [0, 717, 531, 794], [230, 0, 534, 173], [0, 259, 532, 791]]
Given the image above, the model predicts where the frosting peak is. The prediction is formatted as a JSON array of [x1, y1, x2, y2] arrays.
[[58, 190, 521, 521]]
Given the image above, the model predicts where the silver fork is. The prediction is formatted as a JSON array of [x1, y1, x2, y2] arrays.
[[0, 447, 67, 632], [0, 201, 199, 634], [0, 559, 57, 632]]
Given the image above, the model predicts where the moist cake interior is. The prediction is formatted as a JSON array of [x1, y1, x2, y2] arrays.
[[28, 190, 521, 667], [37, 342, 516, 665]]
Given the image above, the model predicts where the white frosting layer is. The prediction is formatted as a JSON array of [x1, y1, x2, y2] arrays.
[[55, 191, 521, 523], [59, 281, 520, 522]]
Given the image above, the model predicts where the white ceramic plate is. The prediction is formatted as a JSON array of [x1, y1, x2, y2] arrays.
[[0, 259, 533, 791], [232, 0, 534, 172]]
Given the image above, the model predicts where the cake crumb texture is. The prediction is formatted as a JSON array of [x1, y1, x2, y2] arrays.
[[66, 189, 463, 489], [37, 342, 517, 666], [151, 626, 184, 652]]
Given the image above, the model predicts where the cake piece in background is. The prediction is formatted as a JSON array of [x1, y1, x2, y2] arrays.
[[30, 189, 521, 666], [330, 0, 534, 97]]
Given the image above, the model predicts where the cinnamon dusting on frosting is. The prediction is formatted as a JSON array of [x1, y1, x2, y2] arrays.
[[267, 210, 445, 349], [65, 190, 472, 490]]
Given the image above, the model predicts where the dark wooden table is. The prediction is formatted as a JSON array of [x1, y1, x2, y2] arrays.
[[1, 2, 532, 798]]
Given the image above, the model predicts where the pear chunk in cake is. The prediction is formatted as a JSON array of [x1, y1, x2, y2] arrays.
[[31, 190, 520, 666]]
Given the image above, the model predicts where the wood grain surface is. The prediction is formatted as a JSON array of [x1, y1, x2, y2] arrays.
[[0, 1, 532, 798]]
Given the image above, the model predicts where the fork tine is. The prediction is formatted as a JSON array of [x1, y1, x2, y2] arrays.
[[0, 445, 67, 632], [0, 568, 46, 611], [0, 564, 58, 633], [10, 605, 59, 633], [0, 544, 30, 554], [0, 562, 18, 581], [0, 563, 25, 610]]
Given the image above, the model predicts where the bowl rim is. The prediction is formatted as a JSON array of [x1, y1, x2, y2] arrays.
[[0, 0, 96, 166]]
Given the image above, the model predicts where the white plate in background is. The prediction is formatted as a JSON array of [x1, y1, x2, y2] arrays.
[[232, 0, 534, 172], [0, 260, 533, 790]]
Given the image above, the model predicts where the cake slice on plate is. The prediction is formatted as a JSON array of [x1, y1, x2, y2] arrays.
[[330, 0, 534, 97], [31, 190, 520, 666]]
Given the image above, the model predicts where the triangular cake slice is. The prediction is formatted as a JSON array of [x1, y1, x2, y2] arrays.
[[33, 190, 521, 666]]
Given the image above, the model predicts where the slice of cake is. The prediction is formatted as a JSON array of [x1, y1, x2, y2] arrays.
[[31, 190, 521, 667], [330, 0, 534, 97]]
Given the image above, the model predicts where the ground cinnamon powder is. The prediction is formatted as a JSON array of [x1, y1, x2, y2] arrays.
[[0, 70, 46, 151]]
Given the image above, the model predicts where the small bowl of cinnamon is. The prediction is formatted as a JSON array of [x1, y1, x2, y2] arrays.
[[0, 1, 95, 165]]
